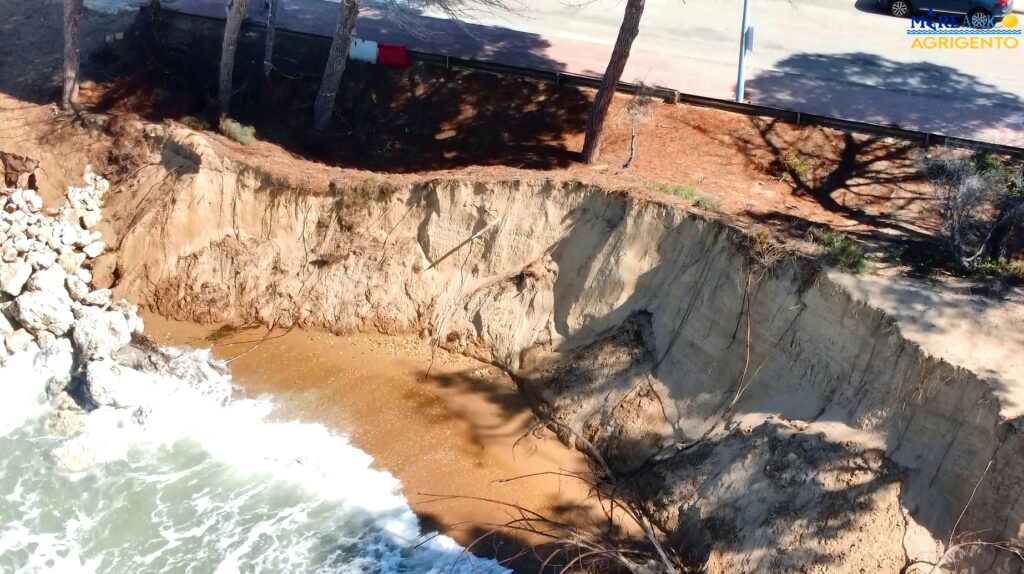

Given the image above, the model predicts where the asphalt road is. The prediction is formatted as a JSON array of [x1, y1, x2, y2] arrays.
[[156, 0, 1024, 145]]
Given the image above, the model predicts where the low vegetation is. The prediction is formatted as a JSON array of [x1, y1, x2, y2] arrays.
[[218, 118, 257, 146], [660, 184, 720, 212], [181, 115, 212, 131], [808, 227, 866, 273], [746, 226, 787, 270], [926, 151, 1023, 271], [783, 153, 812, 177]]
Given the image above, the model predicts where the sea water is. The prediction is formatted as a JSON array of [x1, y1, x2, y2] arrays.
[[0, 350, 507, 574]]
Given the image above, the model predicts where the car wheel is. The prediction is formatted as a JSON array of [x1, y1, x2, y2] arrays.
[[968, 8, 992, 28], [889, 0, 912, 17]]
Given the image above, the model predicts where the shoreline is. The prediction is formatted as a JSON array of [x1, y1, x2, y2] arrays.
[[141, 314, 598, 567]]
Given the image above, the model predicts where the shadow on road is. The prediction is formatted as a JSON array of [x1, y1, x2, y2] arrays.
[[853, 0, 887, 15], [746, 52, 1024, 142]]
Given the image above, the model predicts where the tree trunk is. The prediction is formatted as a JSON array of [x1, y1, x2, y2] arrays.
[[219, 0, 252, 117], [63, 0, 83, 108], [263, 0, 279, 78], [313, 0, 359, 131], [580, 0, 646, 164]]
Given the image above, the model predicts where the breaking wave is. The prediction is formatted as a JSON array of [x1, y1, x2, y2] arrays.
[[0, 349, 507, 574]]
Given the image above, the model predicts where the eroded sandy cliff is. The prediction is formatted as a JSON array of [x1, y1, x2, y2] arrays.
[[99, 128, 1023, 573]]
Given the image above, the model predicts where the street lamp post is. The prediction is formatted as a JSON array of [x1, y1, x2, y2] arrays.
[[735, 0, 752, 103]]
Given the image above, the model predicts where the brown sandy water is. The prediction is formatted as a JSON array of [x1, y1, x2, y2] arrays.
[[142, 314, 598, 564]]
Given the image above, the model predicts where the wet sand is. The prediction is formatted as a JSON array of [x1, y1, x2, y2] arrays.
[[142, 314, 597, 565]]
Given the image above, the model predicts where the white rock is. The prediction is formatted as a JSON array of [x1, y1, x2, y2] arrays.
[[76, 268, 93, 284], [80, 210, 102, 229], [59, 225, 78, 246], [10, 189, 42, 213], [34, 337, 74, 380], [5, 328, 38, 355], [73, 307, 131, 360], [114, 302, 145, 334], [34, 330, 57, 349], [52, 438, 97, 472], [81, 289, 113, 308], [82, 241, 106, 259], [66, 275, 89, 302], [27, 266, 70, 300], [12, 290, 74, 336], [27, 250, 57, 270], [73, 231, 99, 248], [46, 409, 84, 436], [58, 251, 85, 275], [0, 312, 12, 335], [85, 358, 155, 408], [0, 261, 32, 296], [7, 220, 24, 237]]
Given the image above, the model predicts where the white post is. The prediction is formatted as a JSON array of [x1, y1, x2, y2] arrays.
[[735, 0, 752, 103]]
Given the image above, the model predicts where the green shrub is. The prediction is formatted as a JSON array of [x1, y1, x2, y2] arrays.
[[181, 115, 211, 131], [784, 153, 812, 177], [971, 258, 1024, 282], [809, 227, 865, 273], [660, 185, 720, 212], [218, 118, 257, 146]]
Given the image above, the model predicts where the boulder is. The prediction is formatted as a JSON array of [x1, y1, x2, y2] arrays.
[[52, 439, 97, 472], [82, 240, 106, 259], [73, 307, 131, 360], [0, 261, 32, 296], [12, 290, 74, 336], [46, 409, 84, 436], [66, 275, 89, 302], [58, 251, 85, 275], [85, 358, 155, 408], [81, 289, 113, 308], [79, 210, 102, 229], [5, 328, 38, 355], [26, 250, 57, 271], [27, 265, 69, 298]]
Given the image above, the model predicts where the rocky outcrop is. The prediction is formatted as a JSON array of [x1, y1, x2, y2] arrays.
[[100, 130, 1023, 573], [1, 171, 229, 471]]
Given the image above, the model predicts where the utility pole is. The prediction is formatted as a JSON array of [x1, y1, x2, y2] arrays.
[[735, 0, 752, 103]]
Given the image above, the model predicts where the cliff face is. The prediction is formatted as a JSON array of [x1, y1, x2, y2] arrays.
[[104, 129, 1023, 573]]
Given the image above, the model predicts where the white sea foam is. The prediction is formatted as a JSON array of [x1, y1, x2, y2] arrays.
[[0, 349, 509, 573]]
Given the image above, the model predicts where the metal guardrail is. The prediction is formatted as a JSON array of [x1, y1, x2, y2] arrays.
[[413, 51, 1024, 157], [158, 7, 1024, 157]]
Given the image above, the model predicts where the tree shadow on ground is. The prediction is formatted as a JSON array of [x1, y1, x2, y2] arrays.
[[0, 0, 137, 105], [728, 116, 939, 242], [746, 52, 1024, 143], [413, 367, 539, 448], [98, 7, 589, 171]]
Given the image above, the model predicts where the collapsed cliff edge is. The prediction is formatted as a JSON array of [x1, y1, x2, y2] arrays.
[[90, 127, 1023, 573]]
